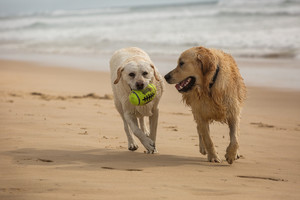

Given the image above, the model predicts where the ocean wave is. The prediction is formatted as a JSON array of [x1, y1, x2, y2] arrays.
[[0, 0, 299, 59], [0, 33, 299, 59], [1, 7, 298, 32], [218, 0, 289, 6], [129, 0, 218, 11], [0, 7, 130, 19], [0, 1, 215, 19], [1, 0, 299, 23], [218, 7, 300, 16], [50, 7, 130, 17]]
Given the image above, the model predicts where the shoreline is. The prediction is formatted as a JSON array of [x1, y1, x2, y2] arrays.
[[0, 51, 300, 91]]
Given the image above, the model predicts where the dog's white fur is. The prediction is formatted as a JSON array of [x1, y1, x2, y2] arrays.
[[110, 47, 164, 153]]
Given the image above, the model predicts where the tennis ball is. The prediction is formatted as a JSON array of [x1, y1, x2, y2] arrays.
[[129, 84, 156, 106]]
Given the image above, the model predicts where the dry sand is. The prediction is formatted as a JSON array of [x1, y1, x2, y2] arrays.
[[0, 59, 300, 200]]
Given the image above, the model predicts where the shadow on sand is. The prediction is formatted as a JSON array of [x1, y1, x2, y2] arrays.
[[6, 148, 229, 171]]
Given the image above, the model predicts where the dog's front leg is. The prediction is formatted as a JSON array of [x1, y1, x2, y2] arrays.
[[115, 100, 138, 151], [197, 124, 207, 155], [196, 120, 221, 163], [124, 112, 156, 153], [225, 116, 240, 164], [120, 115, 139, 151]]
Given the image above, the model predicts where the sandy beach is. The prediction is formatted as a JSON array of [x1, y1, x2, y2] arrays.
[[1, 59, 300, 200]]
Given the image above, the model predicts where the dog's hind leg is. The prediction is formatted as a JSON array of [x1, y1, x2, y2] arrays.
[[196, 120, 221, 163], [225, 116, 240, 164]]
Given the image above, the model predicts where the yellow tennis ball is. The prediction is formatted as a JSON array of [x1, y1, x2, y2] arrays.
[[129, 84, 156, 106]]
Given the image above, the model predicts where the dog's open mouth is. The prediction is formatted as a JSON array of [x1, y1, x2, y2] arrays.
[[175, 76, 196, 92]]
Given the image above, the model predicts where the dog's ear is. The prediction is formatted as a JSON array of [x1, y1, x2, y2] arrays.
[[196, 47, 218, 94], [196, 47, 217, 76], [114, 67, 124, 84], [150, 64, 160, 81]]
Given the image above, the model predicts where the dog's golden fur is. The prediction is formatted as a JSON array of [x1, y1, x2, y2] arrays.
[[165, 46, 246, 164]]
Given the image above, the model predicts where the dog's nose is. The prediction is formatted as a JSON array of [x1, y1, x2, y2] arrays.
[[135, 81, 144, 90], [164, 73, 171, 82]]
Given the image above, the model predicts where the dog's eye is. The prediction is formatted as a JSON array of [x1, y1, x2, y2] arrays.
[[142, 71, 148, 76], [129, 73, 135, 78], [179, 61, 184, 67]]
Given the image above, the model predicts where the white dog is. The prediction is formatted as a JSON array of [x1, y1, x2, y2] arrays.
[[110, 47, 164, 153]]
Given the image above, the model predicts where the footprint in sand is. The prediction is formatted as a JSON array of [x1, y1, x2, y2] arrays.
[[170, 112, 191, 116], [163, 125, 178, 132], [237, 175, 286, 182], [0, 188, 25, 192], [78, 131, 88, 135], [250, 122, 274, 128], [9, 93, 22, 98], [37, 158, 53, 163], [78, 128, 88, 135], [30, 92, 113, 101], [101, 166, 143, 171], [250, 122, 291, 131]]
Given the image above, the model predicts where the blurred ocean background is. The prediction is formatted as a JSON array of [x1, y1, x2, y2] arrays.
[[1, 0, 300, 90], [0, 0, 299, 59]]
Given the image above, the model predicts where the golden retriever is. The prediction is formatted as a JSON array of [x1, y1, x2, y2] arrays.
[[164, 46, 246, 164], [110, 47, 164, 153]]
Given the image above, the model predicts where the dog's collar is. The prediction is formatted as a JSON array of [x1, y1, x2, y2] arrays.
[[209, 65, 220, 89]]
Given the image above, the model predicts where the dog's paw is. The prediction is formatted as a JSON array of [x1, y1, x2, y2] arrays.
[[225, 153, 236, 164], [141, 137, 156, 154], [128, 143, 139, 151], [236, 150, 241, 159], [225, 152, 240, 164], [225, 143, 239, 164], [207, 153, 221, 163], [144, 148, 158, 154]]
